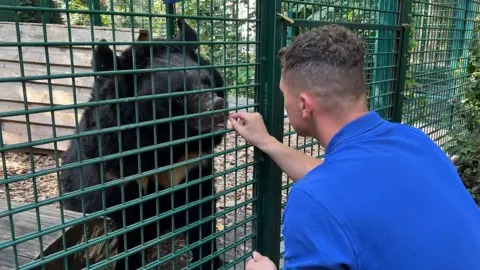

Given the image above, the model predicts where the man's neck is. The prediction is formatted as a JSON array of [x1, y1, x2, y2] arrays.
[[314, 110, 369, 149]]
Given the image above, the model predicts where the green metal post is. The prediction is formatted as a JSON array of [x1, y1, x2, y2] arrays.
[[392, 0, 413, 123], [372, 0, 397, 119], [463, 0, 477, 58], [447, 0, 468, 130], [255, 0, 284, 267], [88, 0, 102, 26], [39, 0, 51, 23], [166, 4, 175, 39], [451, 1, 468, 67]]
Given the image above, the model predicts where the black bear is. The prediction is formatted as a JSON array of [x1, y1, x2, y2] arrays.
[[59, 19, 227, 270]]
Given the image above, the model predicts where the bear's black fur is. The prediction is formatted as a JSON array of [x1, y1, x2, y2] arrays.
[[59, 19, 227, 270]]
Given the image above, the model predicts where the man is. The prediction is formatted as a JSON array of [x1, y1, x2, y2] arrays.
[[229, 24, 480, 269]]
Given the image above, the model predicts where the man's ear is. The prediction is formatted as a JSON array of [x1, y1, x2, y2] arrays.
[[299, 92, 314, 119]]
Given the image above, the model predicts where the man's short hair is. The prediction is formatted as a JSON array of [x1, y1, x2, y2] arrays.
[[278, 24, 366, 111]]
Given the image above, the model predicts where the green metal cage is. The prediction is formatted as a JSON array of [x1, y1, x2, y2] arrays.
[[0, 0, 478, 269]]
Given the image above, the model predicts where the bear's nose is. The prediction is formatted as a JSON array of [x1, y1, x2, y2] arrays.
[[213, 96, 225, 110]]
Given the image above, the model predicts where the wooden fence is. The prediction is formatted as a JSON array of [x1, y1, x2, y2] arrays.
[[0, 22, 142, 153]]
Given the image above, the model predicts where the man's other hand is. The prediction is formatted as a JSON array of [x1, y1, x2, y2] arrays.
[[229, 112, 273, 149], [246, 251, 277, 270]]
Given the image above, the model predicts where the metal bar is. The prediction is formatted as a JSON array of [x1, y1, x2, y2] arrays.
[[255, 0, 284, 267], [290, 19, 403, 31], [0, 40, 260, 47], [392, 0, 413, 123]]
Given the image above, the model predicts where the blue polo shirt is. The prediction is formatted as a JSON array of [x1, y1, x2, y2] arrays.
[[282, 111, 480, 270]]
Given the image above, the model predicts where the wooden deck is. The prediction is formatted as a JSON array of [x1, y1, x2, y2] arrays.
[[0, 200, 117, 270], [0, 22, 143, 153], [0, 200, 80, 269]]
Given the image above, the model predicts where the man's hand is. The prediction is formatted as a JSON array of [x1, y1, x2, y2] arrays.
[[229, 111, 274, 150], [229, 111, 322, 182], [246, 251, 277, 270]]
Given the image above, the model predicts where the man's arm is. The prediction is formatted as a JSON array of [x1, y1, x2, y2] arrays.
[[229, 112, 322, 182], [257, 135, 322, 182], [283, 188, 356, 269]]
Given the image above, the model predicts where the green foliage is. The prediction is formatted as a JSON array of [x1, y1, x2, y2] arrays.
[[63, 0, 110, 26], [463, 46, 480, 134], [449, 133, 480, 205], [98, 0, 168, 34], [448, 17, 480, 206]]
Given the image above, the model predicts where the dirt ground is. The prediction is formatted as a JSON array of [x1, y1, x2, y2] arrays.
[[0, 121, 324, 269]]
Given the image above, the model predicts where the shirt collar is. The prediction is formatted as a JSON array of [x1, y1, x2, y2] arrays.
[[325, 111, 385, 154]]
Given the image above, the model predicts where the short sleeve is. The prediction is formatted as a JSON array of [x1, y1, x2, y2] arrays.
[[282, 188, 357, 270]]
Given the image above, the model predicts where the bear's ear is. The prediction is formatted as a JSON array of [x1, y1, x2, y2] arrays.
[[91, 40, 121, 74], [137, 30, 149, 42], [174, 18, 199, 53]]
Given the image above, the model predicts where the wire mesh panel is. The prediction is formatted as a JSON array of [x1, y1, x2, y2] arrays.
[[402, 0, 480, 149], [277, 0, 402, 266], [0, 0, 478, 269], [0, 0, 259, 269]]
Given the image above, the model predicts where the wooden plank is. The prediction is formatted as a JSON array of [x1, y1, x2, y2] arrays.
[[0, 22, 144, 49], [0, 61, 94, 88], [0, 101, 84, 127], [0, 47, 20, 62], [0, 201, 83, 269], [1, 120, 76, 152], [0, 248, 33, 269], [0, 46, 93, 68], [0, 82, 91, 106], [0, 42, 125, 67]]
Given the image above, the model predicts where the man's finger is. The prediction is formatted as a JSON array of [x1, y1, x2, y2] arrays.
[[229, 115, 248, 129], [252, 251, 263, 261], [246, 258, 256, 269], [229, 111, 248, 120], [229, 117, 244, 130]]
